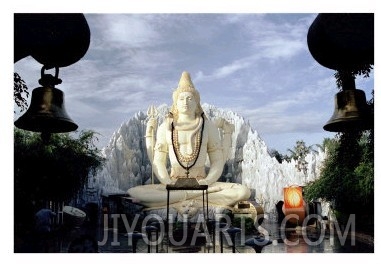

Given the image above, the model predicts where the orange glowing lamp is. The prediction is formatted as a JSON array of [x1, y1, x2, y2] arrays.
[[284, 186, 303, 208]]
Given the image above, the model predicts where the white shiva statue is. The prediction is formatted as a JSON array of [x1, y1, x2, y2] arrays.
[[127, 71, 250, 217]]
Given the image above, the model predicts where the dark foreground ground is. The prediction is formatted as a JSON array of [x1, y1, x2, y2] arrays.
[[15, 217, 374, 253]]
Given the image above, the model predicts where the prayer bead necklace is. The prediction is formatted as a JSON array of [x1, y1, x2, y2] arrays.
[[171, 114, 204, 172]]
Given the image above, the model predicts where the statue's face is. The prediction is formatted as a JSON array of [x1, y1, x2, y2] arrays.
[[176, 92, 197, 115]]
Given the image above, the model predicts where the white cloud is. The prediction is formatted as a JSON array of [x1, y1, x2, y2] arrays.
[[88, 14, 160, 49], [195, 58, 253, 82], [238, 14, 314, 61], [258, 38, 305, 60]]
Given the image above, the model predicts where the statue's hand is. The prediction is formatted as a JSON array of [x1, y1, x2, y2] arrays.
[[208, 185, 222, 193], [214, 118, 225, 128], [146, 117, 157, 136], [198, 180, 208, 185], [214, 118, 234, 134], [161, 178, 175, 185], [222, 120, 234, 134], [199, 180, 222, 192]]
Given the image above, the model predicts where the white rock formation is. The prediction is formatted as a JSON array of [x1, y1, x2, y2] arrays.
[[93, 104, 326, 215]]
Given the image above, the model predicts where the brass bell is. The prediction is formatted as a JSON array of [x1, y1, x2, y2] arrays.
[[323, 89, 371, 132], [14, 67, 78, 133]]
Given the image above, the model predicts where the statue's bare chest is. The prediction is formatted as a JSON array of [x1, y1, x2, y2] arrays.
[[176, 130, 192, 144]]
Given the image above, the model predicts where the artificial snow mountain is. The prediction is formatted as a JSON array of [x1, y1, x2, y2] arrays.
[[94, 103, 326, 214]]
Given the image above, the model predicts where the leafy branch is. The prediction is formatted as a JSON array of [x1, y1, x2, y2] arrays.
[[334, 64, 373, 90], [14, 72, 29, 112]]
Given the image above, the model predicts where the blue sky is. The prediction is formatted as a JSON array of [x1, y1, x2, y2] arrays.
[[13, 13, 374, 154]]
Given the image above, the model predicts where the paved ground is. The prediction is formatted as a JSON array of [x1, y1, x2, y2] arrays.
[[49, 218, 373, 253]]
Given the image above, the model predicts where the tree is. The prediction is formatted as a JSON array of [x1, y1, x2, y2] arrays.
[[268, 148, 284, 163], [14, 72, 29, 113], [304, 91, 374, 231], [304, 130, 373, 230], [334, 67, 373, 90], [286, 140, 318, 175], [14, 129, 105, 231]]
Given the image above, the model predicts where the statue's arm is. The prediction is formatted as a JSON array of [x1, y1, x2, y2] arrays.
[[203, 121, 225, 185], [215, 118, 234, 162], [145, 117, 157, 164], [152, 123, 172, 185]]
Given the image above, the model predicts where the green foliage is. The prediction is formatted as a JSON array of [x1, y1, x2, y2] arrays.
[[303, 136, 339, 200], [268, 149, 283, 163], [355, 130, 374, 203], [304, 130, 374, 228], [286, 140, 319, 174], [306, 62, 374, 230], [321, 137, 336, 152], [14, 129, 105, 203], [355, 161, 374, 200], [271, 140, 320, 165], [334, 65, 373, 90]]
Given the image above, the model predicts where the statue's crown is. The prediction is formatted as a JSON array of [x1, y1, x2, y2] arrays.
[[175, 71, 197, 93], [171, 71, 203, 117]]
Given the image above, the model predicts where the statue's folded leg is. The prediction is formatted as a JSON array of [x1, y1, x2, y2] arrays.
[[127, 184, 187, 208], [206, 182, 251, 206]]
